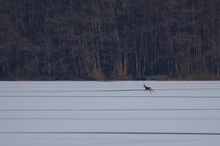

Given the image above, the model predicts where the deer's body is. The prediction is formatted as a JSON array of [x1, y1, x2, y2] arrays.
[[143, 84, 155, 93]]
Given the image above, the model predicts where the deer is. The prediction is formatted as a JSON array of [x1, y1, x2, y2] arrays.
[[143, 84, 155, 93]]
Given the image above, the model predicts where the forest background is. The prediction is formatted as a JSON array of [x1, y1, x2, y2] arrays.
[[0, 0, 220, 80]]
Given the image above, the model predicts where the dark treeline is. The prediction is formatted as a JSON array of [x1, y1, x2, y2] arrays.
[[0, 0, 220, 80]]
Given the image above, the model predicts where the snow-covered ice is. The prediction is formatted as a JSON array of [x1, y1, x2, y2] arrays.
[[0, 81, 220, 146]]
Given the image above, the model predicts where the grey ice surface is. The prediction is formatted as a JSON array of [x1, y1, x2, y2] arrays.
[[0, 81, 220, 146]]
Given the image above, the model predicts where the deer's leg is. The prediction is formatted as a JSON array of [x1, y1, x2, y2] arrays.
[[150, 89, 155, 93]]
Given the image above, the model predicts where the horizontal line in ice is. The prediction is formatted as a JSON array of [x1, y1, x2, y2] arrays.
[[1, 131, 220, 135], [0, 117, 220, 121], [1, 88, 220, 93], [0, 95, 220, 98], [1, 108, 220, 112]]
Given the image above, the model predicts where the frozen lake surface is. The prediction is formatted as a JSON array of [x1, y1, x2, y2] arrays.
[[0, 81, 220, 146]]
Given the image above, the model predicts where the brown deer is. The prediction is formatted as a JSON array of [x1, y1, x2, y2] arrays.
[[143, 84, 155, 93]]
